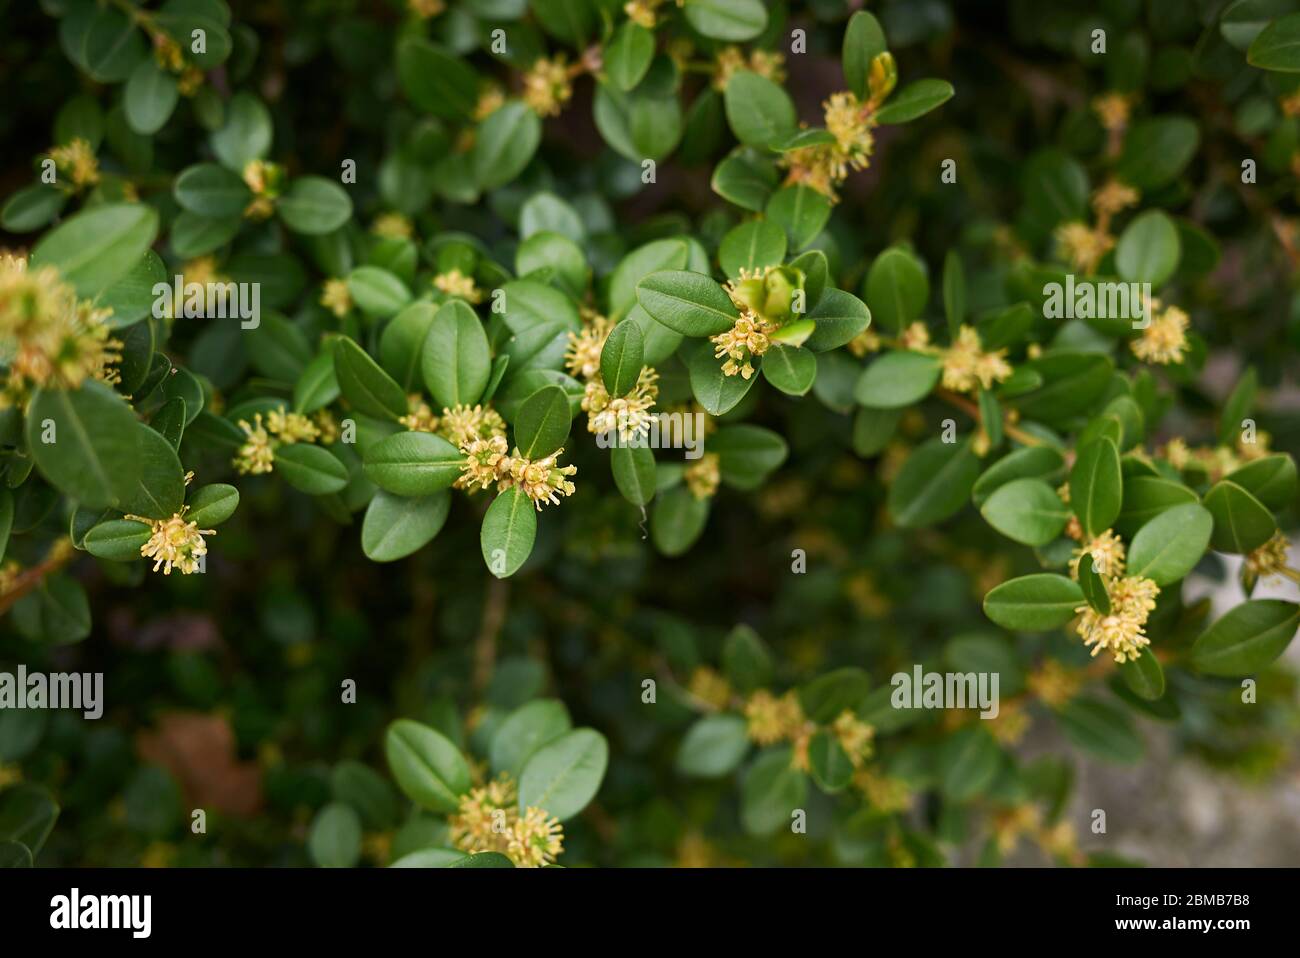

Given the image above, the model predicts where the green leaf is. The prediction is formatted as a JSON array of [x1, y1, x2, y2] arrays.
[[174, 163, 251, 218], [361, 490, 451, 562], [799, 667, 871, 722], [687, 342, 758, 415], [396, 37, 479, 120], [308, 803, 362, 868], [605, 20, 654, 91], [481, 486, 537, 578], [887, 437, 979, 527], [719, 219, 787, 277], [608, 239, 691, 319], [875, 79, 955, 124], [941, 727, 1001, 802], [972, 446, 1065, 506], [1204, 480, 1276, 553], [684, 0, 767, 41], [1126, 503, 1213, 585], [513, 385, 572, 459], [83, 519, 151, 562], [1219, 367, 1257, 446], [983, 574, 1084, 631], [1056, 698, 1142, 763], [763, 344, 817, 396], [294, 350, 341, 414], [864, 246, 928, 334], [1115, 116, 1199, 190], [611, 443, 656, 506], [27, 383, 141, 510], [710, 424, 788, 490], [979, 478, 1069, 546], [1070, 437, 1122, 539], [808, 731, 853, 793], [636, 270, 738, 336], [30, 204, 159, 298], [724, 71, 797, 147], [273, 444, 349, 495], [1191, 599, 1300, 675], [765, 185, 830, 250], [122, 423, 186, 519], [186, 484, 240, 527], [1225, 454, 1297, 512], [11, 576, 90, 646], [1116, 210, 1181, 287], [1119, 646, 1165, 701], [474, 102, 542, 191], [0, 785, 59, 859], [676, 715, 750, 778], [600, 320, 644, 397], [421, 300, 491, 410], [380, 302, 437, 392], [842, 11, 887, 99], [278, 177, 353, 235], [1115, 475, 1199, 536], [723, 624, 773, 692], [364, 432, 463, 496], [124, 59, 178, 135], [81, 6, 146, 82], [1, 185, 68, 233], [741, 747, 806, 837], [711, 150, 779, 211], [490, 700, 572, 779], [1078, 553, 1110, 614], [651, 484, 710, 556], [334, 336, 408, 421], [518, 728, 608, 821], [346, 266, 411, 319], [854, 350, 942, 408], [803, 288, 871, 352], [1247, 12, 1300, 70], [209, 93, 272, 170], [384, 719, 471, 813]]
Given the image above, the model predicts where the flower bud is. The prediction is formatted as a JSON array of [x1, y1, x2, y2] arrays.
[[869, 51, 897, 104]]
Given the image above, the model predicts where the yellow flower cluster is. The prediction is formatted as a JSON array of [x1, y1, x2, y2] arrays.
[[371, 213, 413, 240], [853, 766, 913, 813], [831, 710, 875, 767], [149, 31, 203, 95], [439, 403, 507, 448], [241, 160, 283, 220], [522, 57, 572, 118], [128, 507, 214, 576], [320, 279, 352, 318], [455, 435, 578, 509], [1131, 302, 1189, 365], [1245, 532, 1295, 584], [939, 325, 1013, 394], [564, 314, 614, 381], [432, 268, 483, 304], [407, 0, 446, 19], [1028, 659, 1082, 707], [447, 774, 564, 867], [0, 254, 121, 407], [687, 667, 731, 709], [711, 312, 776, 379], [781, 91, 878, 203], [712, 46, 787, 91], [583, 369, 660, 441], [742, 689, 806, 745], [1055, 221, 1113, 275], [1076, 575, 1160, 663], [233, 408, 330, 476], [47, 138, 100, 190], [1071, 529, 1126, 579], [683, 452, 720, 500]]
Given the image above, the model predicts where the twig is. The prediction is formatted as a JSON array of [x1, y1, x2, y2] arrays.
[[472, 577, 509, 694]]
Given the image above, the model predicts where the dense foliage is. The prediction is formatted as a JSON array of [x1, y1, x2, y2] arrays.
[[1, 0, 1299, 869]]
